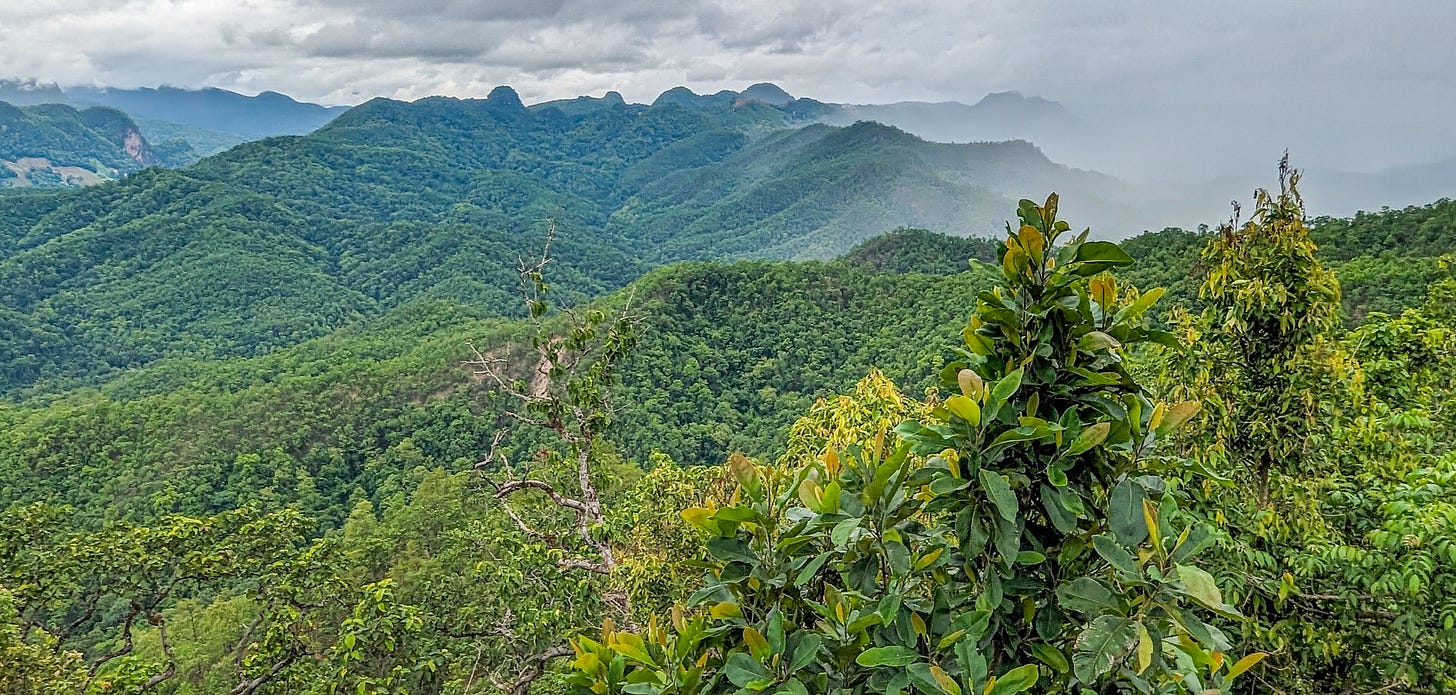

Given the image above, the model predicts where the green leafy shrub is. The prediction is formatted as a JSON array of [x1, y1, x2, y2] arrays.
[[568, 195, 1261, 695]]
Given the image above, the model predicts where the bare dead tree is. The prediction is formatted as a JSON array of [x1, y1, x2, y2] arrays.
[[464, 221, 642, 690]]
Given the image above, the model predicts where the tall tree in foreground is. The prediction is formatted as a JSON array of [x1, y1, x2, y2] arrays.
[[1196, 155, 1341, 503], [1160, 162, 1456, 692], [467, 226, 724, 694], [569, 195, 1261, 695]]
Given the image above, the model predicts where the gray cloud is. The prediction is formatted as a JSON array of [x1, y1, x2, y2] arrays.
[[0, 0, 1453, 182]]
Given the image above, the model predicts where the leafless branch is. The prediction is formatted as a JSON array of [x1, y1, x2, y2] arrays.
[[137, 617, 176, 693], [83, 601, 142, 690], [474, 429, 512, 472], [493, 479, 589, 515], [508, 644, 573, 695], [557, 558, 612, 575], [227, 652, 297, 695], [232, 605, 270, 678], [55, 591, 100, 647], [462, 220, 639, 694]]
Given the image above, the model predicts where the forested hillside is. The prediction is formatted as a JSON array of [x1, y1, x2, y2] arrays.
[[1, 74, 1454, 694], [0, 101, 156, 187], [0, 259, 985, 528], [0, 87, 1122, 396], [4, 179, 1452, 694], [3, 193, 1450, 528]]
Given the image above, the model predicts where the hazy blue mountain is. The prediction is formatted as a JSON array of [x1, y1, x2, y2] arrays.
[[822, 91, 1080, 144], [0, 79, 347, 165], [612, 121, 1133, 259], [637, 84, 1078, 147], [1, 79, 346, 138], [0, 79, 67, 106], [65, 85, 348, 139], [736, 82, 796, 107]]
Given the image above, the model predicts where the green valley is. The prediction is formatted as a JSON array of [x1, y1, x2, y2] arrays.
[[0, 77, 1452, 695], [0, 87, 1125, 397]]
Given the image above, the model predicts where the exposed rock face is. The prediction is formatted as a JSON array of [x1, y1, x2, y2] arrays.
[[122, 127, 158, 166]]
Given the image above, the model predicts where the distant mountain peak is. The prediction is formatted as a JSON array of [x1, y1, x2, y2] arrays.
[[0, 78, 66, 106], [486, 86, 524, 109], [971, 91, 1073, 120], [978, 90, 1027, 101], [653, 86, 700, 106], [737, 82, 794, 107], [652, 86, 738, 109]]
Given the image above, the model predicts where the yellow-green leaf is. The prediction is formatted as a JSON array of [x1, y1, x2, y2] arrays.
[[1135, 622, 1153, 674], [1176, 564, 1224, 610], [1066, 422, 1110, 456], [797, 478, 823, 511], [1225, 652, 1267, 682], [680, 507, 717, 533], [931, 664, 962, 695], [1142, 498, 1162, 554], [743, 627, 770, 661], [946, 395, 981, 425], [1155, 401, 1202, 436], [1019, 224, 1046, 259], [709, 602, 742, 619], [987, 663, 1039, 694]]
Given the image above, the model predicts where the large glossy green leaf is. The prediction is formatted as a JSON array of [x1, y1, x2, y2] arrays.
[[1040, 484, 1076, 533], [794, 552, 831, 586], [706, 537, 757, 564], [1175, 563, 1223, 610], [724, 652, 771, 688], [1073, 241, 1134, 267], [1056, 577, 1115, 615], [1092, 534, 1139, 575], [1108, 479, 1148, 546], [830, 518, 859, 547], [989, 368, 1024, 410], [1030, 643, 1069, 673], [979, 470, 1018, 522], [789, 634, 822, 673], [988, 663, 1040, 694], [1073, 615, 1138, 682], [855, 645, 920, 667]]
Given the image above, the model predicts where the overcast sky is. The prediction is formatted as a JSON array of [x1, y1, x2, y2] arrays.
[[4, 1, 1454, 175]]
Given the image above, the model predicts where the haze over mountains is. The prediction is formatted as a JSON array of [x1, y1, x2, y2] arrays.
[[0, 82, 1125, 393], [3, 71, 1451, 403], [0, 79, 347, 138], [5, 76, 1447, 228]]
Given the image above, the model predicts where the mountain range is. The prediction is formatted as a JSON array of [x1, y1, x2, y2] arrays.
[[0, 83, 1131, 394], [0, 79, 347, 139], [0, 79, 348, 172], [2, 76, 1449, 406]]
